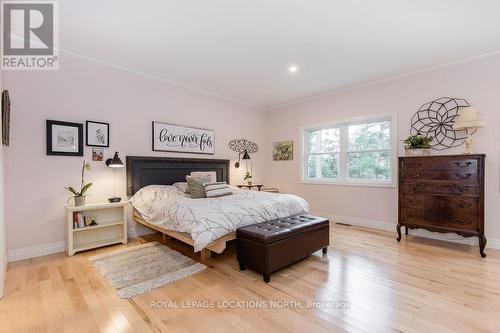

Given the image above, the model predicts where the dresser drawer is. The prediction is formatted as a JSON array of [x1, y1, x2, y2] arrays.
[[402, 195, 478, 230], [401, 157, 478, 183], [403, 195, 477, 213], [403, 208, 478, 230], [402, 156, 478, 172], [402, 170, 478, 183], [402, 182, 480, 196]]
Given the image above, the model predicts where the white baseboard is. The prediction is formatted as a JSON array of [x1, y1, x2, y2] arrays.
[[9, 214, 498, 263], [8, 241, 65, 263], [311, 211, 500, 250], [7, 226, 157, 263]]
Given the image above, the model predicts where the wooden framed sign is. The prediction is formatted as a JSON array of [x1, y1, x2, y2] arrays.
[[152, 121, 215, 154]]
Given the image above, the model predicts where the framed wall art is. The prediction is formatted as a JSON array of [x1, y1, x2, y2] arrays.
[[273, 140, 293, 161], [2, 90, 10, 146], [92, 148, 104, 161], [152, 121, 215, 154], [46, 120, 83, 156], [86, 120, 109, 147]]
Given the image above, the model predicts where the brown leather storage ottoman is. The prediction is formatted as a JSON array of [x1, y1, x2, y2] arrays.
[[237, 215, 329, 283]]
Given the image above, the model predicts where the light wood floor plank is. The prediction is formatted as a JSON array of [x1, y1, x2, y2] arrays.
[[2, 223, 499, 333]]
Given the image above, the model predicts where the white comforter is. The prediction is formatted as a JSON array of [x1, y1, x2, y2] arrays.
[[130, 186, 309, 251]]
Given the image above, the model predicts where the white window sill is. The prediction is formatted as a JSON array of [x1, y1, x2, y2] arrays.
[[300, 179, 396, 188]]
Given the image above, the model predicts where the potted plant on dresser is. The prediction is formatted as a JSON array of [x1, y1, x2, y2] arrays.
[[65, 160, 92, 206], [403, 133, 433, 156]]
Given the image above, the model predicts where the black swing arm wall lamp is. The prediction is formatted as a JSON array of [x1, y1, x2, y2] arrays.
[[228, 139, 258, 168]]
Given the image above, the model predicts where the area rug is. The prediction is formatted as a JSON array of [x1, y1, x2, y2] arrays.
[[89, 242, 206, 298]]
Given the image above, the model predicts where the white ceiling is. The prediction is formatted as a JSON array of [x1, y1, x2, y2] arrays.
[[59, 0, 500, 109]]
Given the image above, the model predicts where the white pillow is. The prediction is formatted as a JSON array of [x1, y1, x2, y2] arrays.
[[190, 171, 217, 183], [204, 182, 232, 198], [129, 185, 182, 219]]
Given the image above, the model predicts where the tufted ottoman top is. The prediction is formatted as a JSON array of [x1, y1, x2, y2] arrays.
[[237, 215, 329, 245]]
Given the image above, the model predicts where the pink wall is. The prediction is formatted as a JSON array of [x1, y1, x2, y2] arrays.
[[267, 53, 500, 241], [2, 52, 269, 251], [3, 50, 500, 253]]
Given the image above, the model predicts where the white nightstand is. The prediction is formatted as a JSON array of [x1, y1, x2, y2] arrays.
[[65, 202, 128, 256]]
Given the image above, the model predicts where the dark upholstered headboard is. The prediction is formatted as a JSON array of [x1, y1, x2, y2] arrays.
[[126, 156, 230, 196]]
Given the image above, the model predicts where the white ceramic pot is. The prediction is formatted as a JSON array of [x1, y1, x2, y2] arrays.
[[74, 196, 86, 206], [405, 148, 431, 156]]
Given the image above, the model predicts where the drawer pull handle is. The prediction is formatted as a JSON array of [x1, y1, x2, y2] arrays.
[[454, 161, 472, 168], [408, 184, 425, 193], [455, 173, 472, 179]]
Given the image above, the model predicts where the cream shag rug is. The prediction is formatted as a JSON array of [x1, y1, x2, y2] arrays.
[[89, 242, 206, 298]]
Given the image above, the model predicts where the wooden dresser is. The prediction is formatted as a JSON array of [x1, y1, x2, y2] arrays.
[[397, 154, 486, 257]]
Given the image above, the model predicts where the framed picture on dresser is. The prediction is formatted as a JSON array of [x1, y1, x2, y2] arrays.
[[46, 120, 83, 156]]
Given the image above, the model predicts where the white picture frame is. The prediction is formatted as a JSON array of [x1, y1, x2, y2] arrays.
[[152, 122, 215, 154]]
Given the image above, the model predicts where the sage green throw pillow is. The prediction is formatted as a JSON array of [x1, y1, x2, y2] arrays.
[[186, 175, 211, 198]]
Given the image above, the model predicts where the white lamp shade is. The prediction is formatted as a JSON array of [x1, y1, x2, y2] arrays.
[[453, 106, 485, 130]]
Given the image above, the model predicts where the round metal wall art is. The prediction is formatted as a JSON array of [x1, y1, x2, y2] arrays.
[[228, 138, 259, 154], [410, 97, 473, 150]]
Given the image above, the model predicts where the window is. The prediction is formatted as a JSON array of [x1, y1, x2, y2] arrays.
[[302, 114, 396, 187]]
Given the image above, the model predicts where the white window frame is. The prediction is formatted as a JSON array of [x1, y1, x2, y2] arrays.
[[300, 112, 397, 188]]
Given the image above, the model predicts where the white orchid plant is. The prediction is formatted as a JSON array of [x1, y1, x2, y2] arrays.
[[65, 161, 92, 198]]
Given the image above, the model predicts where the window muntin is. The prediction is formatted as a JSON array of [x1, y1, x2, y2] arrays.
[[305, 127, 340, 180], [347, 120, 391, 181], [303, 116, 394, 185]]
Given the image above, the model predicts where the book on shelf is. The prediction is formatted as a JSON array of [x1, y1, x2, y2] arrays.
[[73, 212, 98, 229], [72, 212, 85, 229], [78, 213, 85, 228]]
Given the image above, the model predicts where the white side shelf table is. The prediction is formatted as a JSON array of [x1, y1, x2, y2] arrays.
[[65, 201, 128, 256]]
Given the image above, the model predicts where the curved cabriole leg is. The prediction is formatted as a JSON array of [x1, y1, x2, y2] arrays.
[[263, 274, 270, 283], [396, 223, 402, 242], [479, 234, 487, 258]]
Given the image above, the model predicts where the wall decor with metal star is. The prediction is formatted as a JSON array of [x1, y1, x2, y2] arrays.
[[410, 97, 473, 150], [228, 138, 259, 168]]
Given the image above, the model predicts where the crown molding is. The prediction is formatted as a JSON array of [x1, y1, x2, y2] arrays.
[[58, 46, 268, 111], [55, 45, 500, 111], [269, 49, 500, 110]]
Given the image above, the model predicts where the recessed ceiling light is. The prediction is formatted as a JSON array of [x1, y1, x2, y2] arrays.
[[289, 65, 298, 74]]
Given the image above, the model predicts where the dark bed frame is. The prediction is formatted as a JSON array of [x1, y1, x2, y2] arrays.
[[126, 156, 233, 262], [126, 156, 230, 196]]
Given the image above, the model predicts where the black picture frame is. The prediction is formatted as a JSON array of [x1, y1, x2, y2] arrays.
[[46, 120, 83, 156], [86, 120, 110, 147]]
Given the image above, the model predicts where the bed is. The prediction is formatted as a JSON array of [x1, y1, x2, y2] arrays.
[[127, 156, 309, 262]]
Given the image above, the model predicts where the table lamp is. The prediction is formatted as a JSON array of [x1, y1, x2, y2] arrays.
[[453, 107, 485, 154], [105, 151, 124, 202]]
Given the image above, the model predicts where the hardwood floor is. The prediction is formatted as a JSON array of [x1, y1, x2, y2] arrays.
[[1, 223, 499, 333]]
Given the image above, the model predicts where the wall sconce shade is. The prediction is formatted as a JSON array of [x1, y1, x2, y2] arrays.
[[242, 150, 250, 160], [106, 152, 124, 168]]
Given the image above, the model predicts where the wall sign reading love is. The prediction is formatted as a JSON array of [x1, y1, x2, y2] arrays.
[[152, 122, 215, 154]]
